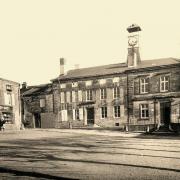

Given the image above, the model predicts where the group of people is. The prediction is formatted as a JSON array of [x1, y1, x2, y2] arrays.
[[0, 113, 6, 131]]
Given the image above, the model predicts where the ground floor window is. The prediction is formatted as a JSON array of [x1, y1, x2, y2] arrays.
[[75, 109, 80, 120], [101, 107, 107, 119], [114, 106, 120, 118], [140, 104, 149, 119]]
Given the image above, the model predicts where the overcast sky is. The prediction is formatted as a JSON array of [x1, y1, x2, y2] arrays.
[[0, 0, 180, 85]]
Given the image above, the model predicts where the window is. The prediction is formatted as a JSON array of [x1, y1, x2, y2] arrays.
[[113, 87, 120, 99], [72, 82, 78, 88], [101, 106, 107, 119], [60, 83, 66, 89], [114, 106, 120, 118], [4, 93, 12, 106], [99, 79, 106, 85], [86, 90, 93, 101], [85, 80, 92, 86], [140, 104, 149, 119], [160, 76, 169, 92], [113, 77, 119, 83], [100, 88, 107, 100], [6, 84, 12, 91], [75, 109, 80, 120], [140, 78, 149, 93]]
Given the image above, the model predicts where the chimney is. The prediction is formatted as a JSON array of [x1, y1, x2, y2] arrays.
[[60, 58, 65, 75], [22, 82, 27, 89], [126, 24, 141, 67], [74, 64, 79, 69]]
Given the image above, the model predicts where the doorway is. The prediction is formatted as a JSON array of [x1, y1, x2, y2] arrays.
[[160, 102, 171, 127], [34, 113, 41, 128], [86, 107, 94, 125]]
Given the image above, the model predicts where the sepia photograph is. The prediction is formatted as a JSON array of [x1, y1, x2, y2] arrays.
[[0, 0, 180, 179]]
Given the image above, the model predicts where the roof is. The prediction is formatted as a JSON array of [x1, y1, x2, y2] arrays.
[[0, 77, 20, 85], [21, 83, 52, 96], [52, 58, 180, 82]]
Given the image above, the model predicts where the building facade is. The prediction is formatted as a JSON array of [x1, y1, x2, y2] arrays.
[[0, 78, 21, 130], [51, 25, 180, 131], [21, 83, 57, 128]]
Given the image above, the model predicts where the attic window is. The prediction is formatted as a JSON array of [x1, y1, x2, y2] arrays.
[[6, 85, 12, 91]]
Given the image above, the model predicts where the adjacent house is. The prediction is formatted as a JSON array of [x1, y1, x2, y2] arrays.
[[21, 82, 57, 128], [0, 78, 21, 130]]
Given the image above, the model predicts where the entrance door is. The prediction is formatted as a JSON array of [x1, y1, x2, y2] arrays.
[[160, 102, 171, 127], [87, 107, 94, 125], [34, 113, 41, 128]]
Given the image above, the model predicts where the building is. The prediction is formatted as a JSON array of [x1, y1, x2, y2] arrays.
[[21, 83, 57, 128], [51, 24, 180, 131], [0, 78, 21, 130]]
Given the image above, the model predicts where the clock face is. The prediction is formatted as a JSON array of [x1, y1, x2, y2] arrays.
[[128, 36, 138, 46]]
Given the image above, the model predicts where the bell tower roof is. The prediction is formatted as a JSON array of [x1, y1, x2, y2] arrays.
[[127, 24, 141, 33]]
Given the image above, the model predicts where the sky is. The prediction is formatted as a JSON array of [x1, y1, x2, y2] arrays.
[[0, 0, 180, 85]]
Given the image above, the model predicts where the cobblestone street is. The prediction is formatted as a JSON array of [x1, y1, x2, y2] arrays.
[[0, 129, 180, 180]]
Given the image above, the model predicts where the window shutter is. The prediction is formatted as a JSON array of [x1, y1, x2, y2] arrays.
[[73, 109, 76, 120], [120, 105, 124, 117], [79, 108, 83, 120], [4, 93, 9, 105], [60, 92, 65, 103], [78, 90, 82, 102], [61, 110, 68, 121], [134, 79, 140, 95], [120, 87, 124, 103], [40, 99, 45, 107], [11, 93, 15, 106], [72, 91, 76, 102]]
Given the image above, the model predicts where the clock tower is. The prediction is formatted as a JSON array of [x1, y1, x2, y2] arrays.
[[126, 24, 141, 67]]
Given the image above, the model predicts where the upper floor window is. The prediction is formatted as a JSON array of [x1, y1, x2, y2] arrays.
[[85, 80, 92, 87], [101, 106, 107, 119], [113, 87, 120, 99], [100, 88, 107, 100], [113, 77, 119, 83], [60, 83, 66, 89], [66, 91, 71, 103], [140, 104, 149, 119], [6, 84, 12, 91], [140, 78, 149, 94], [4, 93, 12, 106], [72, 82, 78, 88], [86, 90, 93, 101], [114, 106, 120, 118], [40, 99, 45, 108], [99, 79, 106, 85], [160, 76, 169, 92], [78, 90, 82, 102]]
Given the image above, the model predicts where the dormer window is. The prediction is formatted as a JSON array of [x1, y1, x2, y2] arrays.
[[160, 76, 169, 92], [85, 80, 92, 86], [6, 85, 12, 91]]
